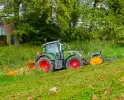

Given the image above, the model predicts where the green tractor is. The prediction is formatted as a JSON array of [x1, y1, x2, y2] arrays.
[[36, 40, 85, 72]]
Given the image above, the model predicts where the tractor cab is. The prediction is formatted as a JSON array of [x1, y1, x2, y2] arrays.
[[43, 41, 59, 53], [42, 40, 64, 59], [44, 42, 59, 54]]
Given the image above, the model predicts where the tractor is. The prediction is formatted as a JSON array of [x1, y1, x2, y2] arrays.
[[36, 40, 85, 72]]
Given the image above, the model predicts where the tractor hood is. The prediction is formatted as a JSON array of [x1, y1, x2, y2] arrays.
[[64, 50, 83, 59]]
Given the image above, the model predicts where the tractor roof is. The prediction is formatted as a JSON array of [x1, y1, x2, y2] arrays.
[[42, 41, 58, 47]]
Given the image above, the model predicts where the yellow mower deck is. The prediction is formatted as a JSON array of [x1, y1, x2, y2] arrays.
[[90, 56, 103, 65]]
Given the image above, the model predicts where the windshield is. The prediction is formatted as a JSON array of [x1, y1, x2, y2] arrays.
[[45, 43, 59, 53]]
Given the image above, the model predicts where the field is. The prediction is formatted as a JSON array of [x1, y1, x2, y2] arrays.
[[0, 41, 124, 100]]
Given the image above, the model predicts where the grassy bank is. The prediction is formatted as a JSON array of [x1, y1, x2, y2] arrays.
[[0, 59, 124, 100], [0, 41, 124, 100]]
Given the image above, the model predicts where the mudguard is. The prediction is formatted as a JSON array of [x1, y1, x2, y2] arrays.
[[90, 51, 102, 57], [36, 53, 56, 61]]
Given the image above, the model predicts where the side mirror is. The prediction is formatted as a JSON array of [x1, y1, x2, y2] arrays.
[[63, 43, 67, 47]]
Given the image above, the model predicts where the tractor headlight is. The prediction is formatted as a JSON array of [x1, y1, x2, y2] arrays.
[[36, 52, 41, 56]]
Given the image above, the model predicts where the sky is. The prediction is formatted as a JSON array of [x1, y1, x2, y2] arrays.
[[0, 5, 4, 10]]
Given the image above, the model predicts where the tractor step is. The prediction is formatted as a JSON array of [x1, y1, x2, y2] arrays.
[[55, 60, 63, 69]]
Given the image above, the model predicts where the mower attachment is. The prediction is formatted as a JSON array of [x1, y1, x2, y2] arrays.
[[89, 51, 118, 65], [89, 51, 104, 65]]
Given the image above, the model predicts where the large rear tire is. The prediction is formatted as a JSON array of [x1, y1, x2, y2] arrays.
[[66, 56, 83, 69], [36, 57, 54, 72]]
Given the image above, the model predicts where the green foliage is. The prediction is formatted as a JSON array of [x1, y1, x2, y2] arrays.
[[65, 0, 124, 42], [0, 0, 124, 43]]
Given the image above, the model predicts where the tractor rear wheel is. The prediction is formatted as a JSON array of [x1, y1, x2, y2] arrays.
[[66, 56, 83, 69], [36, 57, 54, 72]]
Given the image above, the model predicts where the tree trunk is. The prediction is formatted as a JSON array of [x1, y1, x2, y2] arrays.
[[14, 34, 20, 48], [14, 0, 20, 48], [6, 33, 11, 45]]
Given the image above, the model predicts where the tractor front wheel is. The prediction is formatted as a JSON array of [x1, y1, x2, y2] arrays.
[[66, 56, 82, 69], [36, 57, 54, 72]]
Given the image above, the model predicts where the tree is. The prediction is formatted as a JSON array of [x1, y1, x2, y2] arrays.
[[107, 0, 124, 41], [1, 0, 123, 44], [0, 0, 28, 47]]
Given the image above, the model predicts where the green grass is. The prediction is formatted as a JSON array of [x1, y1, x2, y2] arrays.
[[1, 40, 124, 72], [69, 40, 124, 59], [0, 44, 42, 72], [0, 41, 124, 100], [0, 59, 124, 100]]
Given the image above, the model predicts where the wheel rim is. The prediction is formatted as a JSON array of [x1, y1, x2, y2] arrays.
[[39, 61, 50, 72], [69, 60, 80, 69]]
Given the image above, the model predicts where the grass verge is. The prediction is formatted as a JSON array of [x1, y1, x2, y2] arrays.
[[0, 59, 124, 100]]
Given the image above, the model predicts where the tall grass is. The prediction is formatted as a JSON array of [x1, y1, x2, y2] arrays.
[[0, 40, 124, 72], [69, 40, 124, 59], [0, 44, 42, 72]]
